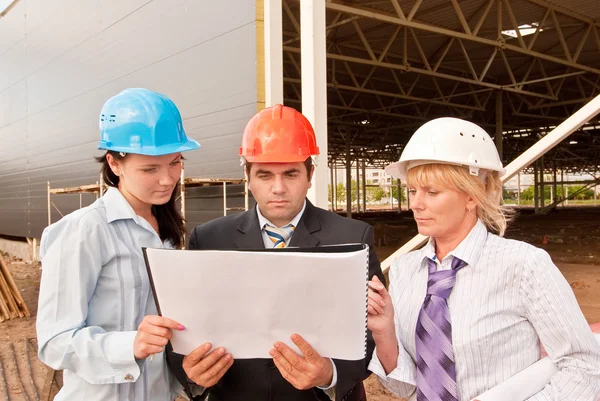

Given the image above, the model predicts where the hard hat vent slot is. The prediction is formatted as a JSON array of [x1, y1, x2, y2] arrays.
[[100, 114, 116, 122]]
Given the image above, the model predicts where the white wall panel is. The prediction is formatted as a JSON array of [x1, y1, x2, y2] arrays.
[[0, 0, 259, 237]]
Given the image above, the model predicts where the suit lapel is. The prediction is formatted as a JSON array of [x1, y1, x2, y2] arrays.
[[289, 200, 321, 248], [234, 208, 265, 249]]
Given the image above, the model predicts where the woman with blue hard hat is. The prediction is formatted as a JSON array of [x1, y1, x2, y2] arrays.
[[36, 88, 200, 401]]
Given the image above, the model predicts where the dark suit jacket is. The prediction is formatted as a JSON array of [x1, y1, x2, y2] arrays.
[[167, 200, 385, 401]]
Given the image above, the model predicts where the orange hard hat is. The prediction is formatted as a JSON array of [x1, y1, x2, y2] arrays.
[[239, 104, 320, 163]]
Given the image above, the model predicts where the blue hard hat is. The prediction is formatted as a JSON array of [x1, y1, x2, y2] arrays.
[[98, 88, 200, 155]]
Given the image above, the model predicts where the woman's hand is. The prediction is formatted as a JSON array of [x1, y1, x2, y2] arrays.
[[367, 276, 395, 337], [134, 315, 184, 360]]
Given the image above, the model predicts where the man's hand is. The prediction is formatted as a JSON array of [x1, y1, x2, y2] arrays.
[[182, 342, 234, 387], [269, 334, 334, 390]]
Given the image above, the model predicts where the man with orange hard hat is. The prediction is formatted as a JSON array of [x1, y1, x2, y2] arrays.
[[167, 104, 385, 401]]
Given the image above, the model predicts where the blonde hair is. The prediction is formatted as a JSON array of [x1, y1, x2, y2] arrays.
[[406, 164, 513, 236]]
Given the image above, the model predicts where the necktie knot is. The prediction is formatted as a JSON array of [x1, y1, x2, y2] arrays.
[[264, 224, 295, 248], [425, 257, 466, 300]]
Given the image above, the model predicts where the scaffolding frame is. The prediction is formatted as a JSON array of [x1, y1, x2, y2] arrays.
[[47, 171, 249, 226], [179, 167, 249, 220]]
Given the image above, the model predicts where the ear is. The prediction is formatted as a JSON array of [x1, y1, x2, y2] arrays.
[[308, 165, 315, 185], [466, 195, 477, 213], [106, 153, 121, 176]]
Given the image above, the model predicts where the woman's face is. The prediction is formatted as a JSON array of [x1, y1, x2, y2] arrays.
[[408, 182, 477, 241], [107, 152, 183, 211]]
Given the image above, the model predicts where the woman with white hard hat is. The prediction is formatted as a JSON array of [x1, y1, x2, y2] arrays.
[[366, 117, 600, 400], [36, 88, 200, 401]]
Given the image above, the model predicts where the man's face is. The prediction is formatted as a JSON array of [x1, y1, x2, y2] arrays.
[[247, 162, 313, 227]]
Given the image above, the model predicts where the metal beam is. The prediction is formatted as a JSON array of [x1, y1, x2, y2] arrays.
[[523, 0, 599, 27], [529, 97, 594, 110], [264, 0, 284, 106], [285, 77, 484, 111], [326, 2, 600, 75], [301, 0, 328, 209], [496, 90, 503, 160], [284, 46, 559, 100], [502, 71, 587, 88]]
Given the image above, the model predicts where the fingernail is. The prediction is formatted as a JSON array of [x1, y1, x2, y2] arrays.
[[218, 348, 225, 355], [224, 354, 232, 361], [378, 284, 384, 290], [380, 301, 386, 307], [178, 324, 185, 331], [291, 334, 299, 341], [274, 342, 281, 349], [204, 343, 211, 350], [269, 349, 276, 356]]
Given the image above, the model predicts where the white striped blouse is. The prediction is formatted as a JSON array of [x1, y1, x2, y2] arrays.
[[368, 219, 600, 400], [37, 187, 182, 401]]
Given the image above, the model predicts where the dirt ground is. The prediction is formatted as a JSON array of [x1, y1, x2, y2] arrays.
[[0, 253, 62, 401], [1, 207, 599, 401]]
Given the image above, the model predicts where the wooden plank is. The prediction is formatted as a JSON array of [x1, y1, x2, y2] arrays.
[[0, 357, 9, 401], [0, 271, 19, 318], [0, 292, 9, 322], [0, 255, 30, 318], [25, 339, 41, 401], [184, 178, 245, 186], [49, 184, 102, 195], [0, 255, 29, 316], [9, 343, 30, 401], [41, 368, 56, 401]]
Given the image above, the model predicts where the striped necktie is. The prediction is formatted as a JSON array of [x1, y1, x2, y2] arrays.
[[415, 256, 467, 401], [264, 224, 295, 248]]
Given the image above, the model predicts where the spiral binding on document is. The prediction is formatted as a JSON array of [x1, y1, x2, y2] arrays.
[[364, 244, 369, 359]]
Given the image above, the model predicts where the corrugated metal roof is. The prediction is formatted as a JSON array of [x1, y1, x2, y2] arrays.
[[539, 0, 600, 21]]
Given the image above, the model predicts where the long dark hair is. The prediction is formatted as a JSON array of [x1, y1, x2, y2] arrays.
[[96, 151, 185, 248]]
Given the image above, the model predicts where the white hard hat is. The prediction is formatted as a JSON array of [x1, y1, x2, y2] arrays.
[[385, 117, 505, 180]]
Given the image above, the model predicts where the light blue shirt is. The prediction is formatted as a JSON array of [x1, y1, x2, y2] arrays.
[[256, 200, 338, 395], [36, 187, 182, 401]]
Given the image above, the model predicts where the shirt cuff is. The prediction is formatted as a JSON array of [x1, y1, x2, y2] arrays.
[[317, 358, 337, 390], [104, 330, 142, 383], [186, 377, 206, 398], [368, 345, 417, 386]]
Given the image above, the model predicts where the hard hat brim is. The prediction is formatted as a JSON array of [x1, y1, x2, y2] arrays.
[[242, 154, 313, 163], [385, 159, 506, 180], [98, 138, 200, 156]]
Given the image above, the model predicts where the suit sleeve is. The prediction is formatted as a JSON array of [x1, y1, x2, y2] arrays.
[[188, 225, 199, 250], [328, 224, 385, 401], [165, 226, 206, 400]]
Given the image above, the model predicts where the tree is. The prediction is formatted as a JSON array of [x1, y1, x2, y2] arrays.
[[568, 185, 594, 200], [367, 185, 385, 202], [328, 183, 346, 205], [503, 188, 516, 200], [350, 179, 358, 202], [521, 185, 571, 201], [391, 182, 406, 202]]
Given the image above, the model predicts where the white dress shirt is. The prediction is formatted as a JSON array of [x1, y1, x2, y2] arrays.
[[37, 187, 182, 401], [369, 219, 600, 401]]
